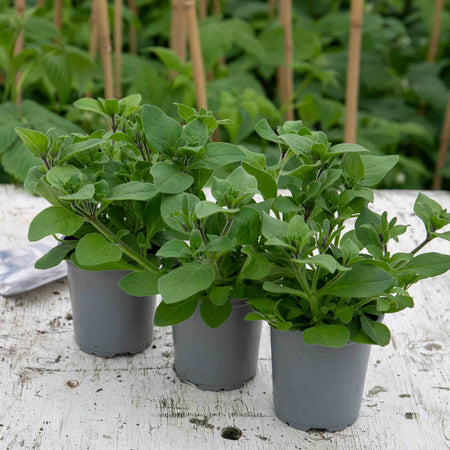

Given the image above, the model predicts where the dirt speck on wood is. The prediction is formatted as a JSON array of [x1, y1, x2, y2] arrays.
[[221, 426, 243, 440]]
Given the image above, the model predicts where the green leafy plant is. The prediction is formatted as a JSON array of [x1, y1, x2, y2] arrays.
[[243, 119, 450, 347], [17, 96, 257, 329]]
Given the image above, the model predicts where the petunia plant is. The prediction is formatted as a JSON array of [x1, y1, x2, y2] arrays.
[[243, 119, 450, 348]]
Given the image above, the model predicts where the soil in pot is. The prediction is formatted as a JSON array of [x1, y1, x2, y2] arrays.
[[66, 261, 157, 357], [172, 298, 262, 391], [271, 327, 373, 432]]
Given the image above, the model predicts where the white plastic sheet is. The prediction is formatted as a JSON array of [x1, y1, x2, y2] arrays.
[[0, 242, 67, 297]]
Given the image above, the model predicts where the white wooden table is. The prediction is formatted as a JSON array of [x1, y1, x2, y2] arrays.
[[0, 186, 449, 450]]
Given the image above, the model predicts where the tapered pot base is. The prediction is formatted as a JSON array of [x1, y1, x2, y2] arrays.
[[172, 298, 262, 391]]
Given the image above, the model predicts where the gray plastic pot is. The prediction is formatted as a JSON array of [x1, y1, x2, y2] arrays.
[[172, 298, 262, 391], [66, 261, 157, 357], [271, 327, 373, 432]]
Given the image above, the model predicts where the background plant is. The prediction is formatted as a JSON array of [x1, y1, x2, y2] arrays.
[[2, 0, 449, 189]]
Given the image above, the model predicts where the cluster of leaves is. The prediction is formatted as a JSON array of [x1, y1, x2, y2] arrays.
[[18, 98, 450, 347], [242, 119, 450, 347], [2, 0, 449, 188], [19, 95, 266, 328]]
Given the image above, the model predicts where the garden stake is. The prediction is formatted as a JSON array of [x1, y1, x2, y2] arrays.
[[344, 0, 363, 143], [170, 0, 187, 80], [427, 0, 444, 63], [199, 0, 208, 19], [185, 0, 207, 109], [114, 0, 123, 98], [432, 96, 450, 190], [54, 0, 62, 31], [278, 0, 294, 121], [97, 0, 114, 99], [89, 0, 99, 63]]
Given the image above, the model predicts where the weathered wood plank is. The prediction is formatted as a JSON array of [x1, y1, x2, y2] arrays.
[[0, 187, 449, 449]]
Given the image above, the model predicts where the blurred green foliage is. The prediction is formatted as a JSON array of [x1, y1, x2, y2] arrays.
[[0, 0, 448, 188]]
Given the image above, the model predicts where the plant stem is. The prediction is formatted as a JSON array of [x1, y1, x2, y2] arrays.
[[411, 235, 432, 255], [89, 216, 159, 272]]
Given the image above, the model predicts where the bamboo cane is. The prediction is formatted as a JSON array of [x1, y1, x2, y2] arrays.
[[185, 0, 207, 109], [89, 0, 99, 62], [114, 0, 122, 98], [171, 0, 187, 62], [198, 0, 208, 19], [14, 0, 25, 108], [54, 0, 62, 31], [344, 0, 363, 143], [427, 0, 444, 63], [128, 0, 138, 54], [278, 0, 294, 120], [97, 0, 114, 98], [432, 96, 450, 190]]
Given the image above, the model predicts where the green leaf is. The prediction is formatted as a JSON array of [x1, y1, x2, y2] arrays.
[[24, 166, 45, 194], [46, 165, 82, 190], [255, 119, 283, 143], [263, 281, 306, 298], [241, 247, 271, 280], [182, 118, 209, 147], [151, 162, 194, 194], [194, 201, 238, 219], [154, 298, 199, 326], [342, 152, 364, 181], [360, 155, 399, 187], [142, 105, 182, 153], [118, 271, 161, 296], [73, 98, 107, 117], [325, 263, 395, 298], [151, 47, 190, 76], [204, 238, 235, 253], [200, 297, 232, 328], [360, 316, 390, 346], [403, 253, 450, 278], [15, 127, 48, 157], [227, 166, 259, 197], [303, 324, 350, 348], [209, 286, 232, 306], [335, 306, 353, 324], [194, 142, 246, 169], [328, 143, 369, 155], [75, 233, 122, 266], [414, 193, 442, 232], [35, 242, 76, 269], [280, 134, 311, 157], [287, 215, 309, 240], [261, 213, 288, 240], [28, 206, 84, 242], [434, 231, 450, 241], [60, 184, 95, 200], [158, 263, 215, 303], [70, 253, 136, 271], [292, 254, 349, 274], [105, 181, 158, 201], [242, 162, 277, 200], [59, 138, 104, 163], [156, 240, 193, 258], [244, 312, 265, 321]]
